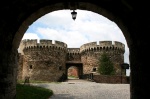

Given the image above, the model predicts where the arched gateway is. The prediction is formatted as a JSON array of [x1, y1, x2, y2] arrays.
[[66, 62, 83, 79]]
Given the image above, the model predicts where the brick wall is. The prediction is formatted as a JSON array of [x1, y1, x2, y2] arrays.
[[93, 75, 130, 84]]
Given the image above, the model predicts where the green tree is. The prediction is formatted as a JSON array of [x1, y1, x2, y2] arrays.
[[98, 52, 115, 75]]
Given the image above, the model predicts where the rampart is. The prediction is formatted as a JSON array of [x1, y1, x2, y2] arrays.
[[80, 41, 125, 53], [67, 48, 80, 54], [18, 39, 126, 82], [67, 48, 81, 62]]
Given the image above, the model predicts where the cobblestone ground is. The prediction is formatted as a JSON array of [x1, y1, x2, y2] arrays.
[[31, 79, 130, 99]]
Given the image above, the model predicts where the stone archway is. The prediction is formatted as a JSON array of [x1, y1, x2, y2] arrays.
[[0, 1, 149, 99], [66, 62, 83, 79]]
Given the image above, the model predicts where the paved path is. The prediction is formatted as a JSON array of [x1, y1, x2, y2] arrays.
[[31, 79, 130, 99]]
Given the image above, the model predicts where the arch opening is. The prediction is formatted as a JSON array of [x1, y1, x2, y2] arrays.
[[67, 66, 79, 79], [66, 63, 83, 80], [17, 9, 130, 82]]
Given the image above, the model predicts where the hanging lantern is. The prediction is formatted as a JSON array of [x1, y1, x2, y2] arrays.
[[71, 10, 77, 20]]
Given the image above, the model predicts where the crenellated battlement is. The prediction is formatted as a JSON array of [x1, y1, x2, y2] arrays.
[[22, 39, 67, 47], [80, 41, 125, 53], [19, 40, 125, 54], [113, 41, 125, 48], [20, 39, 68, 52], [67, 48, 80, 54]]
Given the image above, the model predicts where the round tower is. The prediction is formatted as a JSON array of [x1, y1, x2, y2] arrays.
[[21, 39, 67, 81], [80, 41, 125, 75]]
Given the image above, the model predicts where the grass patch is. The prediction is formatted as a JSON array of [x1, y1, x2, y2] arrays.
[[68, 76, 79, 79], [16, 83, 53, 99], [68, 75, 78, 78]]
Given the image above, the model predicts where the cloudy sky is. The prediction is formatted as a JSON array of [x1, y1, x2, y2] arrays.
[[22, 9, 130, 76]]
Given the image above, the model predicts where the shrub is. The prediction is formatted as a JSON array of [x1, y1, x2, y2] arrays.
[[98, 52, 115, 75]]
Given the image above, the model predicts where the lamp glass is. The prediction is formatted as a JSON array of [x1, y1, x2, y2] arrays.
[[71, 10, 77, 20]]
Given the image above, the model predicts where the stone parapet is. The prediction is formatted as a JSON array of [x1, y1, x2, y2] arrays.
[[80, 41, 125, 54]]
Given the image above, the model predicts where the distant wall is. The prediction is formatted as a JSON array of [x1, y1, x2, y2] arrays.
[[93, 75, 130, 84]]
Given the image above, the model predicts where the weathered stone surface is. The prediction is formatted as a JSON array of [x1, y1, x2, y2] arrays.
[[18, 39, 125, 81]]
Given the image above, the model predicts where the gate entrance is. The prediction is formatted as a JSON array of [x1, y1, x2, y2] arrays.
[[66, 62, 83, 79]]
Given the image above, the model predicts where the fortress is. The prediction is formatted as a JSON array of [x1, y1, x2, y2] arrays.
[[17, 39, 125, 82]]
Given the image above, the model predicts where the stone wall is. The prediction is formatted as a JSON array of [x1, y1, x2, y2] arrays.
[[67, 48, 81, 62], [17, 53, 23, 80], [18, 39, 125, 81], [19, 39, 67, 82], [93, 75, 130, 84], [80, 41, 125, 75]]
